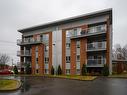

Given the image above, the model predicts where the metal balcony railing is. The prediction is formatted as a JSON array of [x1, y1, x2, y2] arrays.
[[17, 50, 31, 56], [71, 25, 106, 39], [17, 38, 43, 45], [86, 25, 106, 35], [87, 42, 106, 51], [86, 59, 106, 67]]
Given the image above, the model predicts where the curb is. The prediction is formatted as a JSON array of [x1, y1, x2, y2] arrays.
[[108, 76, 127, 79], [43, 75, 97, 81]]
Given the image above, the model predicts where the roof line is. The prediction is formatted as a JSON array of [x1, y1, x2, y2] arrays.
[[18, 8, 112, 33]]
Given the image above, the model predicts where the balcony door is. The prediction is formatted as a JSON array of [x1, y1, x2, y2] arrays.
[[97, 56, 102, 64]]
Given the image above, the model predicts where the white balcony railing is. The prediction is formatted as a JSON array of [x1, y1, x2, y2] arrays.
[[87, 42, 106, 51], [86, 59, 106, 67]]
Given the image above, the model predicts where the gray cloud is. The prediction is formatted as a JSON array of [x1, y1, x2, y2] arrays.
[[0, 0, 126, 65]]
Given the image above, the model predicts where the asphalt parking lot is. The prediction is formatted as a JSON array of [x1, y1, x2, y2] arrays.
[[1, 76, 127, 95]]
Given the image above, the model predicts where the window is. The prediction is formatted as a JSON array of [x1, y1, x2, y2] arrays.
[[76, 69, 80, 75], [45, 57, 49, 63], [36, 58, 38, 61], [28, 37, 33, 42], [35, 50, 38, 58], [81, 29, 86, 35], [88, 24, 106, 33], [35, 46, 38, 64], [43, 34, 49, 43], [36, 69, 38, 73], [66, 69, 70, 74], [45, 69, 49, 74], [88, 27, 95, 33], [45, 45, 49, 51], [24, 37, 30, 43], [88, 56, 94, 59], [66, 56, 70, 63], [66, 28, 81, 37], [76, 55, 80, 61], [40, 35, 43, 41], [66, 30, 72, 37], [76, 28, 81, 36], [66, 43, 70, 48], [36, 58, 38, 64], [35, 47, 38, 52], [98, 42, 103, 48], [76, 41, 80, 48], [96, 25, 106, 32], [66, 29, 76, 37], [36, 35, 41, 41]]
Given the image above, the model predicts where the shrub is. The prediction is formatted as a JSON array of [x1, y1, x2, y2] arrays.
[[25, 64, 31, 74], [57, 65, 62, 75], [13, 65, 18, 74], [51, 66, 54, 75], [102, 64, 109, 76], [81, 64, 87, 76]]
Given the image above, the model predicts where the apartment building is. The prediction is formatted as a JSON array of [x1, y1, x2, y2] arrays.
[[17, 8, 112, 75]]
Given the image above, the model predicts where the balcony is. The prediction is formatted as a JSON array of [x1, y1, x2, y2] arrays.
[[17, 38, 43, 46], [17, 62, 31, 68], [71, 25, 106, 39], [86, 59, 106, 67], [17, 50, 31, 57], [86, 25, 106, 36], [87, 42, 106, 52]]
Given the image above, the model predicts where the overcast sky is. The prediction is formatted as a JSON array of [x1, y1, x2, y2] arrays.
[[0, 0, 126, 65]]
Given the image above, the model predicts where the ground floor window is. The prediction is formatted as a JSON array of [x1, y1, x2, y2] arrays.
[[45, 69, 49, 74], [36, 69, 38, 74], [76, 69, 80, 75], [66, 69, 70, 75], [76, 55, 80, 62]]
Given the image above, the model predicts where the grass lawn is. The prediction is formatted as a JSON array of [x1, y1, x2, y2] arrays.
[[0, 79, 21, 91], [46, 75, 97, 81], [15, 74, 97, 81]]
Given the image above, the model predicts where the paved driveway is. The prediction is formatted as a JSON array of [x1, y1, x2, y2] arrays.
[[0, 76, 127, 95]]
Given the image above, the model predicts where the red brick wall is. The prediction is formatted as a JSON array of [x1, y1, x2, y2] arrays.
[[70, 39, 76, 75], [31, 32, 52, 75], [62, 24, 88, 75], [62, 30, 66, 74], [80, 38, 87, 71], [80, 25, 88, 71], [38, 44, 44, 74]]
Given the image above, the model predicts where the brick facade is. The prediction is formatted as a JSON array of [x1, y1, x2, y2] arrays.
[[70, 39, 76, 75], [18, 9, 112, 75], [62, 30, 66, 74]]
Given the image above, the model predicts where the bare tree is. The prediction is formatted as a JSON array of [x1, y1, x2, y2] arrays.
[[113, 44, 127, 60], [0, 53, 10, 65], [122, 45, 127, 59]]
